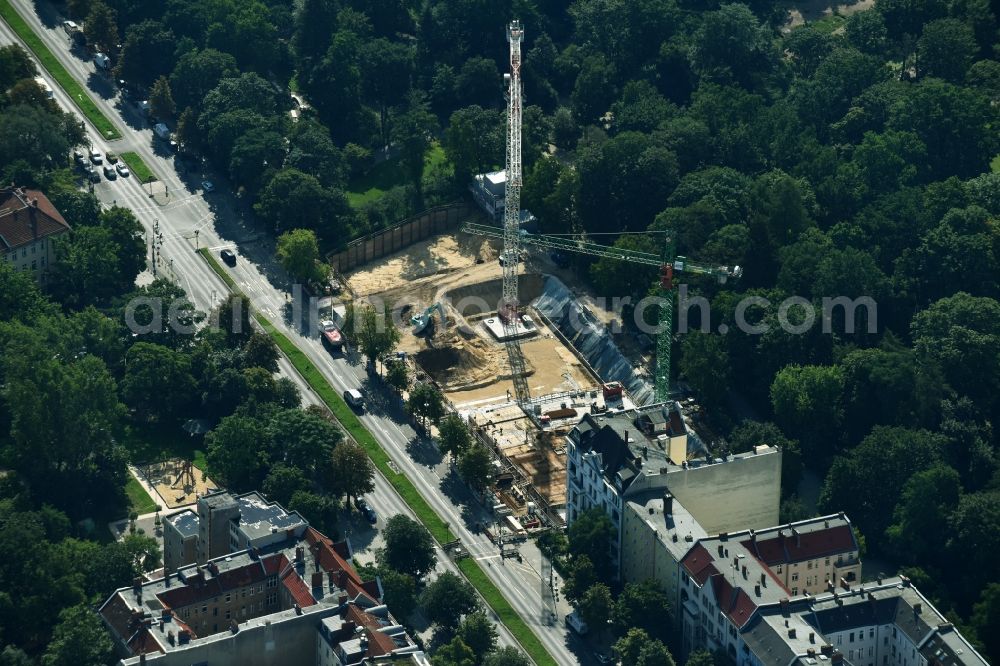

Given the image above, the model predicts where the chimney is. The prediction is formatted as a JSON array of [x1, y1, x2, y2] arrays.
[[754, 584, 761, 597], [760, 572, 766, 587], [807, 649, 816, 657], [913, 603, 922, 615], [742, 566, 748, 579], [780, 598, 790, 616], [810, 632, 815, 643], [789, 628, 797, 639], [718, 544, 725, 557], [663, 493, 673, 515], [821, 645, 833, 656], [139, 654, 146, 666], [293, 603, 302, 615], [295, 546, 304, 563], [793, 528, 800, 547], [311, 571, 324, 589]]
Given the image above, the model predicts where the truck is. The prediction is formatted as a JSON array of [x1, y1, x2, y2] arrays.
[[153, 123, 171, 141], [320, 320, 343, 354], [93, 52, 110, 70]]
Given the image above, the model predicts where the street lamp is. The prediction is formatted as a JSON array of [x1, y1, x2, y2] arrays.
[[194, 229, 199, 250]]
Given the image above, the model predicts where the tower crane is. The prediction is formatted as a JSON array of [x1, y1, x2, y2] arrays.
[[465, 223, 742, 402], [498, 20, 531, 410]]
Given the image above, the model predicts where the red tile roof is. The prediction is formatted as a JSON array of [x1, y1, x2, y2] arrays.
[[682, 543, 720, 584], [304, 526, 380, 600], [742, 525, 857, 566], [127, 627, 165, 656], [280, 564, 316, 609], [0, 187, 69, 251], [157, 556, 274, 609]]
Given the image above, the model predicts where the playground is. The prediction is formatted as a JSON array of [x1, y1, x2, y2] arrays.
[[137, 458, 218, 509]]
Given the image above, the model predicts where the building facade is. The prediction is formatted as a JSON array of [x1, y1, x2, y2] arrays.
[[0, 185, 70, 283], [566, 402, 782, 574]]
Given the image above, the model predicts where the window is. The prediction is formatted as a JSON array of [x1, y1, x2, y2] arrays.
[[266, 592, 277, 605], [777, 565, 782, 573], [225, 610, 230, 619], [202, 604, 207, 614], [838, 636, 843, 646], [212, 608, 218, 617], [826, 557, 831, 566], [225, 593, 231, 603], [792, 587, 798, 595], [257, 602, 263, 612], [869, 648, 874, 657], [870, 629, 875, 639], [267, 576, 277, 588], [808, 561, 813, 570], [31, 245, 35, 254], [792, 573, 799, 582], [30, 260, 36, 270]]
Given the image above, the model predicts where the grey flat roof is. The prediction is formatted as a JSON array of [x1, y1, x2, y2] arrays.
[[626, 492, 707, 562], [236, 492, 306, 540], [166, 510, 199, 538]]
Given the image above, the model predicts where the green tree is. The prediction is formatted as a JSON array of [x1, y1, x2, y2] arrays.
[[41, 605, 113, 666], [242, 331, 279, 372], [729, 420, 802, 495], [563, 554, 598, 603], [568, 508, 614, 577], [613, 579, 673, 641], [380, 515, 437, 578], [917, 18, 978, 82], [121, 342, 196, 421], [115, 19, 176, 88], [392, 92, 438, 194], [886, 464, 962, 564], [432, 637, 476, 666], [845, 10, 887, 53], [483, 647, 531, 666], [228, 128, 285, 193], [420, 571, 479, 627], [149, 75, 175, 120], [268, 408, 341, 474], [686, 650, 716, 666], [439, 413, 472, 460], [255, 168, 353, 243], [288, 490, 337, 534], [572, 54, 617, 125], [680, 332, 731, 408], [356, 302, 401, 371], [770, 365, 845, 459], [407, 381, 445, 426], [457, 611, 498, 662], [0, 45, 35, 90], [819, 427, 946, 543], [458, 444, 495, 493], [444, 105, 503, 182], [947, 490, 1000, 606], [690, 4, 775, 89], [578, 582, 613, 631], [0, 257, 50, 322], [380, 567, 418, 619], [83, 1, 118, 53], [276, 229, 324, 283], [205, 414, 269, 491], [970, 584, 1000, 665], [169, 48, 238, 110], [385, 360, 410, 393], [360, 38, 413, 146], [212, 294, 253, 345], [262, 464, 311, 507], [329, 442, 374, 506]]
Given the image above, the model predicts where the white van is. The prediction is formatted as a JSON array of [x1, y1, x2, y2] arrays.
[[344, 388, 365, 411], [33, 76, 54, 99]]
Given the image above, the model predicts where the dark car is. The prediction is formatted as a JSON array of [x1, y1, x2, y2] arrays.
[[220, 249, 237, 266], [84, 166, 100, 183], [355, 498, 377, 524], [103, 165, 117, 180]]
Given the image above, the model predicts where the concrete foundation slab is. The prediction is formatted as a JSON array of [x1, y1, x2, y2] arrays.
[[482, 314, 539, 341]]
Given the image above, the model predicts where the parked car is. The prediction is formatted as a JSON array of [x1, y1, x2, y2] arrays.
[[89, 148, 103, 164], [72, 150, 84, 166], [565, 611, 589, 635], [115, 162, 130, 177], [84, 166, 100, 183], [201, 180, 215, 193], [103, 165, 116, 180], [106, 152, 118, 164], [355, 498, 377, 524], [220, 249, 236, 266]]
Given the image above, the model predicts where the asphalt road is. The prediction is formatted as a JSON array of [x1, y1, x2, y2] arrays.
[[2, 2, 591, 663]]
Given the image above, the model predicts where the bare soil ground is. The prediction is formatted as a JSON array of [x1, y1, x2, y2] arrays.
[[784, 0, 873, 30], [143, 458, 218, 509]]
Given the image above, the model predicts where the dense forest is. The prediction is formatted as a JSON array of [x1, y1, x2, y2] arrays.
[[2, 0, 999, 662]]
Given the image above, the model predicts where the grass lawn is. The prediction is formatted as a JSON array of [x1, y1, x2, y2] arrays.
[[0, 0, 122, 140], [809, 14, 847, 34], [125, 421, 208, 471], [120, 151, 157, 183], [125, 476, 158, 514], [347, 142, 449, 208], [991, 154, 1000, 173], [196, 248, 556, 665]]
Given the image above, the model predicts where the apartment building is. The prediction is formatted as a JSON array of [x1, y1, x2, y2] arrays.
[[740, 577, 988, 666], [566, 401, 782, 573], [101, 523, 389, 666], [161, 490, 309, 572], [0, 185, 70, 283], [316, 604, 427, 666]]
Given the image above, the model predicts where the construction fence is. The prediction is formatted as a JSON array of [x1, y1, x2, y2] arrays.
[[328, 201, 479, 273]]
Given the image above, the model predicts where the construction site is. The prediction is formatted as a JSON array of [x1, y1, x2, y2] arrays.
[[341, 20, 739, 527]]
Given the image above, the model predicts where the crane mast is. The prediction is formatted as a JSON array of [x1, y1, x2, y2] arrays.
[[501, 20, 531, 410]]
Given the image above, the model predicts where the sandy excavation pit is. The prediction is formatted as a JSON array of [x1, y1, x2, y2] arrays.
[[345, 239, 600, 408]]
